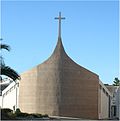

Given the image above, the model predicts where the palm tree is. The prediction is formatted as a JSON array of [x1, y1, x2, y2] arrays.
[[0, 43, 20, 81], [113, 78, 120, 86]]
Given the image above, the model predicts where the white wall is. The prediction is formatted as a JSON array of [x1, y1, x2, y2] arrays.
[[1, 81, 19, 110], [100, 88, 109, 119], [0, 96, 2, 108], [99, 81, 111, 119]]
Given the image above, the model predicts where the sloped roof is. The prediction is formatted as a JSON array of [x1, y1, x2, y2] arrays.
[[35, 36, 98, 76]]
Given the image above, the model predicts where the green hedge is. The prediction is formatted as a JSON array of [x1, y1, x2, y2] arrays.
[[1, 108, 49, 120], [1, 108, 15, 120]]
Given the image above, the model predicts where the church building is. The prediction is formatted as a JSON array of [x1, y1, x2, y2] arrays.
[[0, 12, 112, 120], [19, 12, 111, 119]]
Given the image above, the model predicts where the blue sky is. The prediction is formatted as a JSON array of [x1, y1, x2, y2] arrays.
[[1, 1, 119, 84]]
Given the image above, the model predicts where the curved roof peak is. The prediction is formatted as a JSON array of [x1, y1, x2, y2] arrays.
[[52, 37, 66, 56]]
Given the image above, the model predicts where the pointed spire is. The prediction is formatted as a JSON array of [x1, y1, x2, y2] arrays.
[[55, 12, 65, 39], [53, 37, 65, 55], [56, 37, 64, 50], [52, 12, 66, 57]]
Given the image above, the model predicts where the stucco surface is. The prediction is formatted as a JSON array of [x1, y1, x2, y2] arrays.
[[19, 38, 99, 119]]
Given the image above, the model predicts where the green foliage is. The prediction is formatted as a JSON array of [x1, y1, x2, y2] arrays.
[[7, 112, 16, 119], [14, 108, 29, 117], [29, 113, 42, 118], [0, 44, 11, 51], [0, 43, 20, 81], [43, 114, 49, 117], [1, 108, 12, 113], [1, 108, 15, 120], [1, 108, 49, 120], [15, 108, 21, 114], [15, 112, 29, 117], [1, 65, 21, 81], [113, 77, 120, 86]]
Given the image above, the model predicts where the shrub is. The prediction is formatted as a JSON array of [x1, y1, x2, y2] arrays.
[[15, 112, 29, 117], [15, 108, 21, 117], [1, 108, 49, 120], [1, 108, 15, 120], [15, 108, 21, 114], [29, 113, 41, 118], [43, 114, 49, 117], [7, 112, 16, 119], [1, 108, 12, 114]]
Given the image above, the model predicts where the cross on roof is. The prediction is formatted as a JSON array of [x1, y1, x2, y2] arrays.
[[55, 12, 65, 38]]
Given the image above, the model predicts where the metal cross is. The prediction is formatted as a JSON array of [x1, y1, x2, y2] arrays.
[[55, 12, 65, 38]]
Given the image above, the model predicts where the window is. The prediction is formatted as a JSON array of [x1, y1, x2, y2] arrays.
[[113, 106, 117, 116], [111, 105, 117, 117]]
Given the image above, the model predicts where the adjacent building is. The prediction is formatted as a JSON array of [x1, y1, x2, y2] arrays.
[[0, 80, 19, 110], [116, 86, 120, 119], [106, 85, 120, 119], [99, 81, 111, 119]]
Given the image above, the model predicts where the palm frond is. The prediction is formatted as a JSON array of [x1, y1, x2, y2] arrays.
[[1, 65, 20, 81], [0, 44, 11, 51], [0, 56, 5, 66]]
